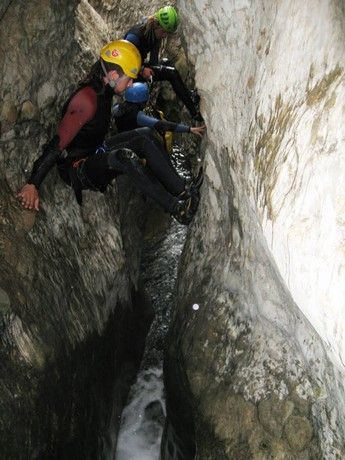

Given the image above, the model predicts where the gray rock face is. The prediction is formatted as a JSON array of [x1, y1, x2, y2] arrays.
[[0, 1, 155, 457], [162, 1, 345, 459], [4, 0, 344, 458]]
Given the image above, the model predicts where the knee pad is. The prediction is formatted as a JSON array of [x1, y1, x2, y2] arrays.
[[108, 148, 139, 169]]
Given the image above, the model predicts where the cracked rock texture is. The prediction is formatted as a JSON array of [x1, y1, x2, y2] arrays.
[[0, 0, 168, 457], [2, 0, 345, 458], [162, 1, 345, 459]]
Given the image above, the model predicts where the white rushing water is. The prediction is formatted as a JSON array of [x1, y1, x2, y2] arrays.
[[116, 368, 165, 460], [115, 143, 191, 458]]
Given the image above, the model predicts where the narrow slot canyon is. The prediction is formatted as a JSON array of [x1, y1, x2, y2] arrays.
[[0, 1, 345, 459]]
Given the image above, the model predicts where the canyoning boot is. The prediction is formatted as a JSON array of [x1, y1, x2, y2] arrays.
[[190, 188, 201, 215], [172, 197, 193, 225], [190, 167, 204, 191], [186, 167, 203, 214], [173, 168, 204, 222], [176, 168, 203, 216], [190, 90, 200, 107], [189, 90, 204, 122], [184, 167, 203, 196], [192, 111, 204, 123]]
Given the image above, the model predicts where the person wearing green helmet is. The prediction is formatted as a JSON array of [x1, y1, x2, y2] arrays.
[[155, 5, 179, 33], [123, 5, 203, 121]]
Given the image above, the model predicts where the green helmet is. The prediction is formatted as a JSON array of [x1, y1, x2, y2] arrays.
[[155, 6, 179, 33]]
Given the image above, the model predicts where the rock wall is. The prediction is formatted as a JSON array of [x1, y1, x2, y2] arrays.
[[185, 0, 345, 368], [0, 1, 156, 457], [3, 0, 343, 457], [163, 1, 345, 458]]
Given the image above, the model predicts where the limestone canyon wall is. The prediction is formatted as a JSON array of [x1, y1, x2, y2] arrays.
[[163, 1, 345, 458]]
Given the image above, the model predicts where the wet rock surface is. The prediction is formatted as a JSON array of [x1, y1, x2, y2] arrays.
[[3, 0, 345, 458], [162, 1, 345, 459], [0, 1, 157, 457]]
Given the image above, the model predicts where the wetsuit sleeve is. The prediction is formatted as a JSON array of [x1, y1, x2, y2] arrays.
[[137, 111, 190, 133], [28, 87, 97, 188], [136, 111, 159, 128], [28, 135, 61, 189]]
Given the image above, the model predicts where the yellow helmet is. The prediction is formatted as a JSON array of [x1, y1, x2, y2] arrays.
[[100, 40, 141, 79]]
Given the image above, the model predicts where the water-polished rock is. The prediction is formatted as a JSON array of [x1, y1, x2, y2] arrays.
[[162, 0, 345, 458], [0, 1, 154, 458]]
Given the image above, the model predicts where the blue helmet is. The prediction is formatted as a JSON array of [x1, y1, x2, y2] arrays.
[[124, 82, 150, 103]]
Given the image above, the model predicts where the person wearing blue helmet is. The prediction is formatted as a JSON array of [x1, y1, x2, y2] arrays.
[[123, 5, 203, 121], [113, 82, 205, 140], [113, 82, 205, 218], [125, 81, 150, 102]]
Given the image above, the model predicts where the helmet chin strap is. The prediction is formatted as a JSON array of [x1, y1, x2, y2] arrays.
[[101, 60, 117, 89]]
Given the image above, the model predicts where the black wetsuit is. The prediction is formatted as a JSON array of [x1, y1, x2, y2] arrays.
[[28, 76, 185, 212], [124, 21, 199, 117]]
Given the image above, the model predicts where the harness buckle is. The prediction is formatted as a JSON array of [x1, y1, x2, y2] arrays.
[[72, 158, 86, 169], [95, 145, 106, 155]]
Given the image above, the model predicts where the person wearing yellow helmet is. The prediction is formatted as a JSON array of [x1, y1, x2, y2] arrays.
[[17, 40, 195, 224], [100, 40, 141, 84], [123, 5, 203, 121]]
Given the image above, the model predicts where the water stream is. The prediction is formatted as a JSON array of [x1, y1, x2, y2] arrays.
[[115, 145, 193, 459]]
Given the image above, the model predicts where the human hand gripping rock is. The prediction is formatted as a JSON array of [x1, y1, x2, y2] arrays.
[[190, 125, 206, 138], [17, 184, 40, 211]]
